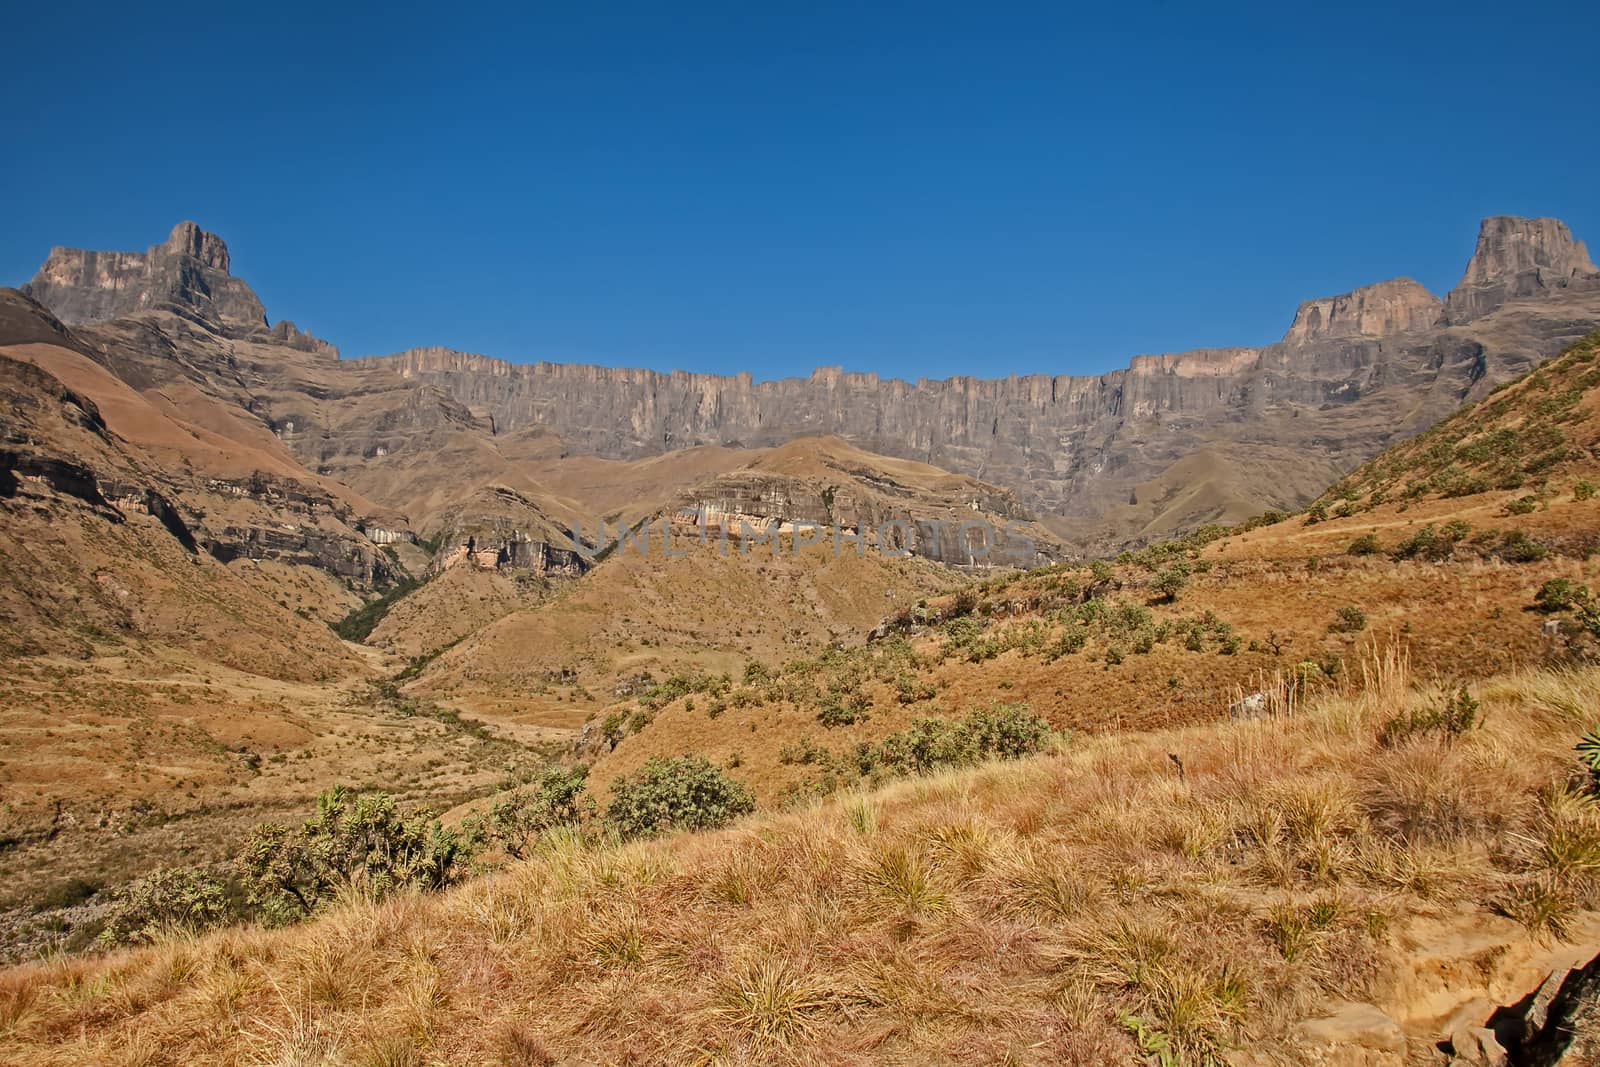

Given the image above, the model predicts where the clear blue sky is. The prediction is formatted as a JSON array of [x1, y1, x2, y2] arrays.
[[3, 1, 1595, 381]]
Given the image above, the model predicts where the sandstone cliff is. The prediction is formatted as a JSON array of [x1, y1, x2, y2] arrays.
[[20, 221, 339, 355], [1443, 215, 1599, 323], [359, 216, 1600, 542]]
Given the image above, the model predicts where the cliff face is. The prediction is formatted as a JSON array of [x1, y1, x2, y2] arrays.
[[16, 215, 1600, 558], [19, 221, 340, 356], [1282, 278, 1442, 345], [361, 217, 1600, 532], [1444, 216, 1600, 323], [22, 221, 267, 328]]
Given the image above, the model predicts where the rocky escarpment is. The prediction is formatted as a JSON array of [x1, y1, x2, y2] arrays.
[[0, 290, 400, 589], [424, 485, 589, 578], [20, 221, 337, 354], [1444, 216, 1600, 324], [362, 216, 1600, 535], [661, 446, 1061, 567]]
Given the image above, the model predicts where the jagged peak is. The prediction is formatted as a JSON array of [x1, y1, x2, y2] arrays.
[[1444, 216, 1599, 324], [1456, 215, 1596, 288], [162, 220, 231, 273]]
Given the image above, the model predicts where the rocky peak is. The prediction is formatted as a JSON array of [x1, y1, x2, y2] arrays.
[[22, 220, 266, 329], [1444, 215, 1599, 323], [269, 319, 340, 359], [1282, 278, 1442, 345], [162, 220, 231, 272]]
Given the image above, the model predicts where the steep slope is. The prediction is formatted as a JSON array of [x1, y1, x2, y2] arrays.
[[1312, 327, 1600, 511]]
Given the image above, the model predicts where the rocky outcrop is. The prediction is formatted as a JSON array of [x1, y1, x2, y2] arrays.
[[1444, 216, 1600, 324], [1283, 278, 1442, 345], [665, 463, 1057, 567], [23, 221, 267, 328], [20, 222, 338, 354], [269, 319, 340, 359], [425, 486, 589, 578]]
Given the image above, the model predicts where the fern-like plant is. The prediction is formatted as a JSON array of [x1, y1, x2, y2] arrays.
[[1579, 727, 1600, 783]]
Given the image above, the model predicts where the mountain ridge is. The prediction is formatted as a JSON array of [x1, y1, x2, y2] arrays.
[[16, 215, 1600, 551]]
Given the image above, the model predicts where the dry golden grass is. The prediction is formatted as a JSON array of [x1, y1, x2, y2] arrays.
[[3, 655, 1598, 1065]]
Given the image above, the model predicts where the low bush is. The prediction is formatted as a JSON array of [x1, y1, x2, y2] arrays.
[[240, 787, 471, 924], [99, 867, 235, 946], [1329, 606, 1367, 634], [1534, 578, 1591, 614], [1379, 685, 1480, 747], [606, 756, 756, 839], [484, 767, 594, 858], [1504, 494, 1539, 516], [1346, 533, 1381, 556]]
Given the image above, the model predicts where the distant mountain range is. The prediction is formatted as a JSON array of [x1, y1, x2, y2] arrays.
[[8, 213, 1598, 580]]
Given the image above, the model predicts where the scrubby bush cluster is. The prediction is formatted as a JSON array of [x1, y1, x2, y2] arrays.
[[481, 766, 595, 858], [98, 756, 767, 945], [98, 786, 472, 944], [782, 703, 1053, 798], [605, 755, 756, 839], [1378, 684, 1480, 747], [239, 786, 471, 925]]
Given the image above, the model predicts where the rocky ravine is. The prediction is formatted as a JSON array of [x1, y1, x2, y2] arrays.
[[361, 216, 1600, 544]]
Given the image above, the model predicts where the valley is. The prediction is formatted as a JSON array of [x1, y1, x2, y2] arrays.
[[1, 218, 1599, 1064]]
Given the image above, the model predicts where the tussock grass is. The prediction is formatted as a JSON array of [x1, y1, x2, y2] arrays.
[[3, 658, 1600, 1064]]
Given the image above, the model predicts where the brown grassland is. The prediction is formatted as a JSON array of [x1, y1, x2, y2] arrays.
[[1, 650, 1598, 1064]]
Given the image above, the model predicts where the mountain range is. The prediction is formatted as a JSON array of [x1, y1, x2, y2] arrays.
[[15, 214, 1599, 572]]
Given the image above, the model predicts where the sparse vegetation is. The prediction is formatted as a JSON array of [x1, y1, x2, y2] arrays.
[[1328, 605, 1367, 634], [9, 657, 1600, 1064], [1346, 533, 1381, 556]]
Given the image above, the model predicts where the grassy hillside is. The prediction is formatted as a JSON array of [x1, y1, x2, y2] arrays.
[[2, 655, 1597, 1064], [1313, 328, 1600, 514]]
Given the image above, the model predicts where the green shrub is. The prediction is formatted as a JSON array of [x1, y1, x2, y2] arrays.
[[1329, 606, 1367, 634], [1534, 579, 1591, 614], [605, 756, 756, 839], [1379, 685, 1480, 747], [1504, 494, 1540, 516], [99, 867, 234, 946], [486, 767, 594, 858], [872, 703, 1051, 777], [1393, 524, 1459, 562], [1151, 562, 1191, 602], [1497, 530, 1549, 563], [1576, 481, 1596, 502], [817, 687, 872, 727], [963, 702, 1053, 759], [240, 787, 471, 924], [1346, 533, 1381, 556]]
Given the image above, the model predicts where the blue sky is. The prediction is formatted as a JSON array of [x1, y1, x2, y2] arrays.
[[4, 1, 1596, 380]]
